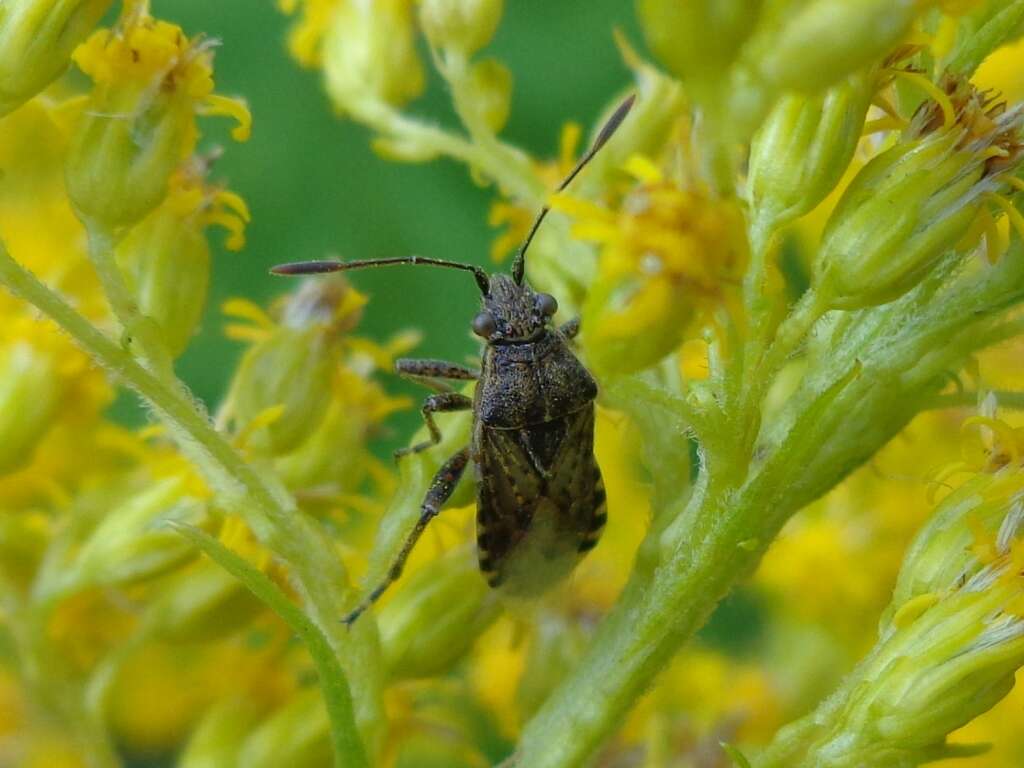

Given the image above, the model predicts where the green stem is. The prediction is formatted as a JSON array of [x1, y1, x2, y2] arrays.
[[0, 242, 384, 756], [84, 226, 172, 377], [357, 102, 544, 203]]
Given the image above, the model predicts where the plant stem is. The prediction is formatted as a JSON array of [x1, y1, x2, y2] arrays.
[[358, 102, 544, 203], [0, 242, 384, 756]]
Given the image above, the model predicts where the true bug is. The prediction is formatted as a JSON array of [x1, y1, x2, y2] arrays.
[[273, 95, 634, 623]]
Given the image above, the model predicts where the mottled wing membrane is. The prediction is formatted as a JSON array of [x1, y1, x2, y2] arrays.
[[474, 407, 605, 593]]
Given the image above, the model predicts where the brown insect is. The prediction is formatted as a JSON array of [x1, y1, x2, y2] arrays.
[[273, 95, 634, 623]]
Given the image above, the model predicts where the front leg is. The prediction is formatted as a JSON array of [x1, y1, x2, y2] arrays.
[[394, 392, 473, 459], [396, 357, 479, 393], [343, 447, 471, 625]]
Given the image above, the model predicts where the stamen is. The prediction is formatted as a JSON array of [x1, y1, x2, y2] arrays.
[[892, 70, 957, 129]]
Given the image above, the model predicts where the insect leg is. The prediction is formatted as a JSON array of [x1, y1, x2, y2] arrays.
[[394, 392, 473, 459], [395, 357, 479, 393], [559, 317, 581, 340], [343, 447, 471, 625]]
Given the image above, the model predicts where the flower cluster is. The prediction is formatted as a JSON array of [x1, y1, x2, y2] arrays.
[[2, 1, 1024, 768]]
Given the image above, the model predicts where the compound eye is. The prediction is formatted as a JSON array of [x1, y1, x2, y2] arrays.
[[472, 311, 498, 338], [536, 293, 558, 317]]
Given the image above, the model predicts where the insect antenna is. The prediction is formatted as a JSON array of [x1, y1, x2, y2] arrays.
[[511, 93, 636, 284], [270, 255, 491, 295]]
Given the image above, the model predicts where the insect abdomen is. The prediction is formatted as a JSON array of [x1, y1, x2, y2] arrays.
[[473, 406, 604, 596]]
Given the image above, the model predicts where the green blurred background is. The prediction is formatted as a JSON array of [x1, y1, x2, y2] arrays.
[[138, 0, 642, 452]]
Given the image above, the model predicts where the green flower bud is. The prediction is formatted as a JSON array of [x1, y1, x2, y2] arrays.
[[810, 570, 1024, 766], [749, 71, 873, 233], [146, 561, 262, 644], [61, 478, 204, 593], [379, 546, 500, 679], [461, 57, 513, 134], [239, 688, 330, 768], [227, 279, 356, 456], [582, 273, 694, 375], [0, 340, 61, 474], [66, 15, 250, 229], [883, 473, 1023, 629], [116, 194, 210, 359], [179, 698, 265, 768], [0, 0, 112, 116], [419, 0, 503, 54], [814, 112, 1023, 309], [757, 0, 921, 93], [322, 0, 424, 115], [637, 0, 761, 85]]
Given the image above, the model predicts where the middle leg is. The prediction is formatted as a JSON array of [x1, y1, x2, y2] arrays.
[[394, 392, 473, 459]]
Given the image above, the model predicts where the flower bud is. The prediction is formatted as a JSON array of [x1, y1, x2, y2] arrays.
[[749, 71, 873, 232], [756, 0, 921, 93], [379, 546, 500, 679], [811, 567, 1024, 766], [637, 0, 761, 85], [419, 0, 503, 54], [322, 0, 424, 115], [0, 0, 112, 116], [883, 473, 1024, 628], [0, 340, 61, 474], [62, 478, 204, 592], [814, 109, 1024, 309], [116, 169, 249, 358], [238, 689, 330, 768], [179, 698, 264, 768], [67, 15, 250, 229], [582, 273, 693, 375], [460, 57, 512, 134], [558, 175, 746, 374], [146, 561, 262, 644], [227, 279, 359, 456]]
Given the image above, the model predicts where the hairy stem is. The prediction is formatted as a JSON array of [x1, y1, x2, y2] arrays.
[[0, 242, 384, 757]]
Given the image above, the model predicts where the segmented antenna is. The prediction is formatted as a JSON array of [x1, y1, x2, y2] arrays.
[[271, 255, 491, 295], [511, 93, 636, 284]]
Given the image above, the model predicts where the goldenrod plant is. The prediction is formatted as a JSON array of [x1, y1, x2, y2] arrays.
[[3, 1, 1024, 766]]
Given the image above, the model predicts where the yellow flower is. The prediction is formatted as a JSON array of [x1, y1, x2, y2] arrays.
[[67, 7, 251, 228], [554, 154, 748, 374], [278, 0, 341, 68], [322, 0, 424, 115]]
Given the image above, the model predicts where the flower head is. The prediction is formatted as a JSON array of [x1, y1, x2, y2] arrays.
[[813, 78, 1024, 309], [554, 155, 747, 373], [66, 8, 251, 229]]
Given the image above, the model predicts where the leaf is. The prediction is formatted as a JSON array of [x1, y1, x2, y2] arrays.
[[167, 522, 368, 768], [720, 741, 753, 768]]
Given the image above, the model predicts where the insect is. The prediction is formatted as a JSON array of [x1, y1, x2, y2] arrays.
[[272, 95, 634, 624]]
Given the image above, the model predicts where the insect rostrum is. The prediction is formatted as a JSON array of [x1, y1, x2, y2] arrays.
[[272, 95, 634, 624]]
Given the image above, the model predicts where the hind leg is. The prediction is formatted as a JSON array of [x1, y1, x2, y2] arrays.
[[343, 447, 471, 625]]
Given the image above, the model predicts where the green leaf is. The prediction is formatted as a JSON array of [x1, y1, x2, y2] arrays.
[[949, 0, 1024, 75], [721, 741, 753, 768], [167, 522, 368, 768]]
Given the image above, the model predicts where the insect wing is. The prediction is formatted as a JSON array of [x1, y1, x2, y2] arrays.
[[474, 407, 605, 595]]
